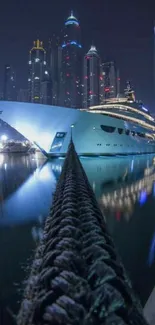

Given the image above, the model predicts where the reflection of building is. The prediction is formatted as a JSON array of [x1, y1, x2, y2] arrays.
[[18, 89, 28, 103], [83, 46, 102, 108], [60, 11, 82, 108], [48, 36, 62, 106], [28, 40, 49, 104], [3, 65, 16, 101]]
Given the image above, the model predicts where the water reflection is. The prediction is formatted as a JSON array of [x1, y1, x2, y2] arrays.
[[1, 153, 155, 310], [0, 153, 41, 202]]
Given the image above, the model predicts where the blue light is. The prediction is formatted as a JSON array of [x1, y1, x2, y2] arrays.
[[65, 20, 79, 26], [62, 41, 82, 49], [130, 159, 134, 172], [139, 190, 147, 205], [148, 233, 155, 266], [142, 106, 148, 112], [70, 41, 77, 45]]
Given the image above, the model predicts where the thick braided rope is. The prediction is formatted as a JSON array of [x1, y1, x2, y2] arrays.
[[17, 141, 148, 325], [17, 143, 91, 325]]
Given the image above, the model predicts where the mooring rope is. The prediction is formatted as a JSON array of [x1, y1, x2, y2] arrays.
[[17, 141, 148, 325]]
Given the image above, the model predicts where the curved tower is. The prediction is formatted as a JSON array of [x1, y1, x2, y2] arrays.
[[60, 11, 82, 108], [84, 46, 101, 108], [28, 40, 48, 104]]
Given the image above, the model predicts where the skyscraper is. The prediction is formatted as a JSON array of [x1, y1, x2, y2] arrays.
[[48, 36, 62, 105], [116, 69, 121, 97], [60, 11, 82, 108], [83, 46, 102, 108], [3, 65, 16, 101], [153, 21, 155, 105], [28, 40, 49, 103], [41, 80, 53, 105], [101, 61, 117, 100], [18, 89, 28, 102]]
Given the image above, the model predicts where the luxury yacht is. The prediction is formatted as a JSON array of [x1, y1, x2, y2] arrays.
[[0, 82, 155, 157]]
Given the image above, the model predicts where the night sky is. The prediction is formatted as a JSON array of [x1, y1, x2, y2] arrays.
[[0, 0, 155, 109]]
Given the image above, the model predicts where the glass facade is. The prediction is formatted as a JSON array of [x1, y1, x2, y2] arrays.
[[60, 12, 82, 108], [28, 40, 48, 104]]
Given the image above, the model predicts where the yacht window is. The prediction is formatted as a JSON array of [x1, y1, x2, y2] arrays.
[[131, 131, 135, 136], [101, 125, 116, 133], [137, 132, 145, 138], [125, 129, 130, 135], [118, 128, 123, 134]]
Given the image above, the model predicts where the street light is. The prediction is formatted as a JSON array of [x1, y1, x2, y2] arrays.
[[70, 124, 75, 141]]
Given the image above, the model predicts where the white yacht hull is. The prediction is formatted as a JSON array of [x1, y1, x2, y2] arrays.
[[0, 101, 155, 156]]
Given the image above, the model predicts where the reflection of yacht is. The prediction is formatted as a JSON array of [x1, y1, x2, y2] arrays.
[[1, 82, 155, 156], [51, 154, 155, 219], [0, 141, 35, 154]]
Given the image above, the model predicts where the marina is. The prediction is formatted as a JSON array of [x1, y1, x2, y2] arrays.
[[0, 152, 155, 318]]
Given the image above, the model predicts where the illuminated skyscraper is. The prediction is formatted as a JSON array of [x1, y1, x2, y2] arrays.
[[154, 24, 155, 104], [48, 36, 62, 105], [60, 11, 82, 108], [28, 40, 49, 103], [3, 65, 16, 101], [101, 61, 117, 99], [83, 46, 102, 108], [116, 69, 121, 97], [18, 89, 28, 102]]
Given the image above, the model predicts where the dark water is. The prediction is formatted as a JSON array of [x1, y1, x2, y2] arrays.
[[0, 152, 155, 312]]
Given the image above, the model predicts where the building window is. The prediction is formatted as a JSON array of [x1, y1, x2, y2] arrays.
[[101, 125, 115, 133], [106, 144, 110, 146], [118, 128, 123, 134]]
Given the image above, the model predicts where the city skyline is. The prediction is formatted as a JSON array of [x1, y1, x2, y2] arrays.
[[0, 0, 155, 108]]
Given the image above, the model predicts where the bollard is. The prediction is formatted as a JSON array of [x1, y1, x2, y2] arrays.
[[17, 141, 148, 325]]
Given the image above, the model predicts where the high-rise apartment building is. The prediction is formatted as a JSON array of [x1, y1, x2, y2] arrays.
[[3, 65, 16, 101], [48, 36, 62, 105], [101, 61, 117, 100], [41, 80, 53, 105], [28, 40, 50, 103], [18, 89, 28, 102], [60, 11, 82, 108], [154, 24, 155, 105], [83, 46, 102, 108]]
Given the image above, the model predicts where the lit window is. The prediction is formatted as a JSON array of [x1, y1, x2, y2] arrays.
[[28, 78, 31, 82], [35, 76, 39, 80], [29, 60, 32, 65], [43, 61, 46, 65], [35, 58, 40, 62], [45, 71, 48, 75]]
